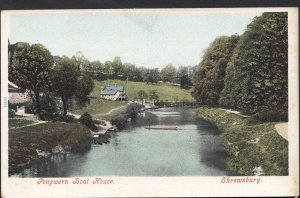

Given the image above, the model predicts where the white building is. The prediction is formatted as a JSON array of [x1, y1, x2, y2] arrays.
[[100, 84, 127, 101], [8, 81, 31, 104]]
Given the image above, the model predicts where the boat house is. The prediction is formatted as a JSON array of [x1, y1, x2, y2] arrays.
[[100, 84, 127, 101]]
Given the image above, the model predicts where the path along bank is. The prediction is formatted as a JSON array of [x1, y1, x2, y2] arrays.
[[8, 102, 142, 175], [194, 107, 288, 176]]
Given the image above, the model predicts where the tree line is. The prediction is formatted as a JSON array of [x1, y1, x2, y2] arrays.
[[9, 42, 195, 90], [8, 43, 95, 119], [8, 41, 195, 119], [192, 12, 288, 121], [54, 52, 195, 88]]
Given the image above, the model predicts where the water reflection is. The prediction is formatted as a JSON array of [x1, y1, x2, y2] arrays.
[[12, 107, 228, 177]]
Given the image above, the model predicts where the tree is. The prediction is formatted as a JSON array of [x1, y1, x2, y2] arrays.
[[177, 66, 192, 89], [112, 56, 123, 79], [192, 35, 240, 106], [149, 90, 159, 105], [90, 60, 104, 80], [11, 43, 53, 117], [220, 12, 288, 116], [71, 51, 89, 71], [160, 64, 177, 82], [75, 74, 95, 107], [143, 68, 160, 84], [50, 56, 80, 115], [104, 60, 113, 76], [137, 90, 148, 101], [79, 112, 97, 131], [123, 63, 143, 82]]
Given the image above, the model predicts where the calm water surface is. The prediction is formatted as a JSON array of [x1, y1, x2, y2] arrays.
[[14, 108, 227, 177]]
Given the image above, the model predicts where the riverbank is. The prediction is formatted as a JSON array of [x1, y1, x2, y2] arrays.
[[194, 107, 288, 176], [9, 122, 91, 175]]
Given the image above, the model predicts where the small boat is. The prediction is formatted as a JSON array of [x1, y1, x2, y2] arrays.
[[144, 126, 178, 130]]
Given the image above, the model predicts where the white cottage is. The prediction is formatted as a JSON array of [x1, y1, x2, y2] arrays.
[[100, 84, 127, 101]]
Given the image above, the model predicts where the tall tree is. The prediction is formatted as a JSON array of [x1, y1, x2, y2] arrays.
[[137, 90, 148, 101], [75, 74, 95, 107], [177, 66, 193, 89], [112, 56, 123, 79], [192, 35, 239, 106], [160, 64, 177, 82], [104, 60, 113, 76], [143, 68, 160, 84], [220, 12, 288, 116], [50, 56, 80, 115], [90, 60, 105, 80], [11, 43, 53, 117], [149, 90, 159, 105], [71, 51, 89, 71]]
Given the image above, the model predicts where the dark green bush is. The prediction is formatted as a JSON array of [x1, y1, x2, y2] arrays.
[[9, 109, 16, 118], [24, 95, 58, 119], [111, 115, 127, 130], [8, 101, 28, 111], [255, 107, 288, 122], [125, 103, 143, 119], [25, 102, 35, 114], [53, 115, 76, 123], [79, 112, 97, 131]]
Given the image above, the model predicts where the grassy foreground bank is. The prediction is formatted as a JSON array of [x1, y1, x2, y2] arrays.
[[9, 122, 91, 174], [194, 107, 288, 176]]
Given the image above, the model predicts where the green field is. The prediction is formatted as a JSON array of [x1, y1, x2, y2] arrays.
[[71, 98, 125, 116], [195, 107, 288, 176], [92, 79, 194, 102], [71, 79, 195, 116]]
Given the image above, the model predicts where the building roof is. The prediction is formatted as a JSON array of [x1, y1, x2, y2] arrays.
[[101, 85, 124, 95], [8, 81, 19, 89]]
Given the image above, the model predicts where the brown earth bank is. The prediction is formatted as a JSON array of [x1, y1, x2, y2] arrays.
[[194, 107, 288, 176]]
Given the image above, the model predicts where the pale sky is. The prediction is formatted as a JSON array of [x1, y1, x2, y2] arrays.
[[8, 11, 262, 68]]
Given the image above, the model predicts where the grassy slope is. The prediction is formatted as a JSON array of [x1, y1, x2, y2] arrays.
[[71, 79, 194, 116], [9, 119, 35, 128], [195, 107, 288, 176], [71, 98, 125, 116], [92, 79, 194, 102], [9, 122, 91, 172]]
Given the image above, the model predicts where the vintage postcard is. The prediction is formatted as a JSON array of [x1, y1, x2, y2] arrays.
[[1, 8, 299, 197]]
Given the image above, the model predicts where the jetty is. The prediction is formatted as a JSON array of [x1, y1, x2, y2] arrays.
[[145, 125, 178, 130]]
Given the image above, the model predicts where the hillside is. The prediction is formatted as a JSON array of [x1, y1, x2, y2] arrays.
[[71, 79, 194, 116], [92, 79, 195, 102], [195, 107, 288, 175]]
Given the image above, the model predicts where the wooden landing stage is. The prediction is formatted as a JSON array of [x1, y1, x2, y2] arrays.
[[145, 126, 178, 130]]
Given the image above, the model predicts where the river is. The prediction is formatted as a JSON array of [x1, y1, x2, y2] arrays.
[[13, 107, 228, 177]]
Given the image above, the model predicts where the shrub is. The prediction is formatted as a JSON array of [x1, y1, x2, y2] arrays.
[[9, 109, 16, 118], [23, 95, 58, 120], [255, 107, 288, 122], [125, 103, 143, 119], [79, 112, 97, 131], [25, 102, 35, 114], [111, 115, 127, 130], [53, 115, 76, 123]]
